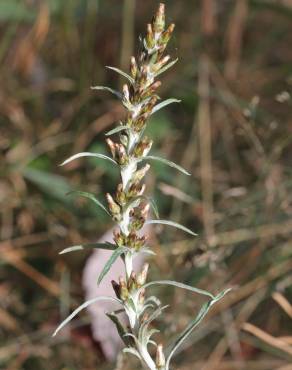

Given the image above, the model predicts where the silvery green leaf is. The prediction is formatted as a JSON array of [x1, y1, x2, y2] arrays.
[[139, 305, 169, 345], [165, 301, 212, 369], [145, 296, 161, 307], [141, 305, 169, 330], [106, 312, 130, 346], [165, 289, 230, 370], [155, 58, 178, 77], [52, 296, 121, 337], [144, 155, 190, 176], [123, 333, 137, 341], [140, 304, 155, 314], [152, 98, 181, 115], [212, 288, 232, 303], [139, 248, 156, 256], [91, 85, 123, 99], [149, 198, 159, 218], [59, 242, 116, 255], [97, 247, 128, 285], [141, 280, 214, 299], [67, 190, 110, 215], [147, 328, 160, 338], [106, 66, 135, 84], [126, 296, 137, 313], [123, 347, 142, 360], [60, 152, 117, 166], [105, 124, 129, 136], [145, 219, 197, 236]]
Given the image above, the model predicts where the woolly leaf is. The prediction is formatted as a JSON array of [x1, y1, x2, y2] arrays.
[[53, 296, 121, 337], [106, 66, 135, 84], [123, 347, 142, 360], [67, 190, 110, 215], [140, 248, 156, 256], [155, 58, 178, 77], [148, 198, 160, 218], [141, 280, 214, 299], [165, 301, 212, 369], [91, 85, 123, 99], [97, 247, 128, 285], [146, 219, 197, 236], [59, 242, 116, 255], [106, 312, 131, 346], [144, 155, 190, 176], [105, 125, 129, 136], [165, 289, 231, 369], [139, 306, 169, 346], [60, 152, 117, 166], [152, 98, 181, 115], [140, 305, 169, 333]]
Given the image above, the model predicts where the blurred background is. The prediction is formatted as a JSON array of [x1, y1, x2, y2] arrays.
[[1, 0, 292, 369]]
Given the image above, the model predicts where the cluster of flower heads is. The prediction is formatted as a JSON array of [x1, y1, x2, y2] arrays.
[[105, 3, 175, 248]]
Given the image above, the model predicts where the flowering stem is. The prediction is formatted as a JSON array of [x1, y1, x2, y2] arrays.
[[56, 4, 230, 370]]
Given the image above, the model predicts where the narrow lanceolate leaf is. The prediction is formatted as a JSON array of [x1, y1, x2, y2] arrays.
[[152, 98, 181, 115], [144, 155, 190, 176], [123, 347, 142, 361], [212, 288, 232, 303], [165, 301, 212, 369], [155, 58, 178, 77], [60, 152, 117, 166], [140, 248, 156, 256], [146, 219, 197, 236], [105, 124, 129, 136], [59, 242, 117, 255], [140, 280, 214, 300], [67, 190, 110, 215], [140, 305, 169, 333], [106, 312, 130, 346], [165, 289, 230, 370], [97, 247, 128, 285], [106, 66, 135, 84], [91, 85, 123, 99], [52, 296, 121, 337], [148, 198, 160, 219]]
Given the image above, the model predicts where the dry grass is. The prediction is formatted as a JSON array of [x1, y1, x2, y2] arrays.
[[1, 1, 292, 369]]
